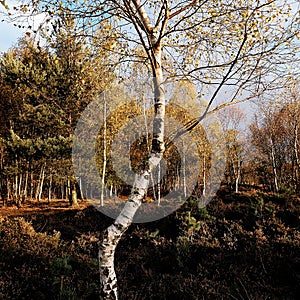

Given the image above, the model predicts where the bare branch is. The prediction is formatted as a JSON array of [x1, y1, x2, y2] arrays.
[[169, 0, 197, 19]]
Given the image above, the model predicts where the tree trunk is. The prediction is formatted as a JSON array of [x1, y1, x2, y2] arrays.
[[24, 170, 28, 201], [157, 161, 161, 205], [182, 148, 187, 198], [67, 179, 71, 201], [14, 174, 18, 199], [79, 177, 84, 200], [293, 123, 300, 192], [270, 138, 279, 193], [35, 165, 44, 201], [30, 172, 34, 200], [235, 176, 239, 193], [38, 165, 45, 201], [7, 178, 11, 201], [99, 35, 165, 299], [110, 185, 113, 197], [101, 93, 107, 207], [18, 173, 22, 199], [71, 188, 78, 206], [48, 173, 52, 203], [60, 184, 64, 200]]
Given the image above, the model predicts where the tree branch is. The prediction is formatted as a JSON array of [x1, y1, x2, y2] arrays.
[[170, 26, 249, 140], [169, 0, 197, 19], [132, 0, 153, 33]]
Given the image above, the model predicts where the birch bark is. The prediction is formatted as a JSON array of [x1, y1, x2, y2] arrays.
[[270, 137, 279, 193], [98, 2, 166, 296], [101, 94, 107, 207], [99, 62, 165, 300]]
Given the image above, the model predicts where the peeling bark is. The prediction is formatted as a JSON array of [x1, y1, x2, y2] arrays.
[[99, 46, 165, 300], [98, 1, 170, 298]]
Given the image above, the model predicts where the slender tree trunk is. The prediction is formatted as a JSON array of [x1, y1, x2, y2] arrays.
[[101, 93, 107, 206], [30, 172, 34, 200], [203, 155, 206, 196], [48, 173, 52, 203], [143, 95, 157, 202], [270, 138, 279, 193], [7, 178, 10, 201], [71, 188, 78, 206], [22, 170, 28, 204], [235, 160, 242, 193], [157, 162, 161, 205], [293, 123, 300, 192], [18, 173, 22, 198], [235, 175, 239, 193], [99, 35, 165, 299], [67, 179, 71, 203], [35, 165, 44, 201], [14, 174, 18, 199], [182, 149, 187, 198], [61, 184, 65, 200], [38, 164, 45, 201], [79, 177, 84, 200]]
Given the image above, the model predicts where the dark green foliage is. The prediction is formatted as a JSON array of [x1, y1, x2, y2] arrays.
[[0, 16, 113, 203]]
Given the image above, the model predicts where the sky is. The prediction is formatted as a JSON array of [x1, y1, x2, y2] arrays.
[[0, 0, 47, 53], [0, 21, 25, 53], [0, 0, 26, 53]]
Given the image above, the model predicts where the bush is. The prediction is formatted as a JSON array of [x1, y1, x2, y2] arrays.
[[0, 217, 61, 257]]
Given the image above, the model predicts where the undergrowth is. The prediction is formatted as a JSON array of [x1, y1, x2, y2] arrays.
[[0, 190, 299, 299]]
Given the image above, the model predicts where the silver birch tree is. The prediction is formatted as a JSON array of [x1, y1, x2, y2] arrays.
[[6, 0, 300, 298], [99, 2, 168, 297]]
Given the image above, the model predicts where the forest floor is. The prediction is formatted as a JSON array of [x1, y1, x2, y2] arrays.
[[0, 187, 299, 299], [0, 199, 89, 217]]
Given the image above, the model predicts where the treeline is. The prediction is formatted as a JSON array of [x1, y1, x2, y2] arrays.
[[0, 15, 114, 205], [249, 91, 300, 193], [0, 19, 300, 207], [221, 87, 300, 195]]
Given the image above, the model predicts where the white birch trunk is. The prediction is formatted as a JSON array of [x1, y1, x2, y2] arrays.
[[18, 173, 22, 198], [24, 170, 28, 201], [14, 174, 18, 199], [38, 164, 45, 201], [35, 165, 43, 201], [293, 123, 300, 191], [235, 160, 242, 193], [101, 94, 107, 206], [235, 175, 239, 193], [99, 26, 165, 299], [48, 173, 52, 203], [203, 154, 206, 197], [30, 172, 33, 200], [157, 162, 161, 205], [67, 179, 71, 202], [143, 95, 157, 202], [183, 149, 187, 198], [79, 177, 84, 200], [270, 138, 279, 193]]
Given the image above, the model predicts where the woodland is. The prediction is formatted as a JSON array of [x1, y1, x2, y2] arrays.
[[0, 0, 300, 299]]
